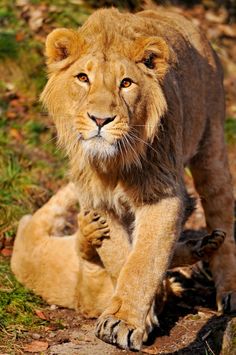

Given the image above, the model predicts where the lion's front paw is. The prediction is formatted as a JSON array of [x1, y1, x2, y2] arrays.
[[95, 315, 144, 351]]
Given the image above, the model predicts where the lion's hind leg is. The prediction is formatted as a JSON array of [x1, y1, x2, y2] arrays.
[[31, 182, 79, 237], [190, 133, 236, 313]]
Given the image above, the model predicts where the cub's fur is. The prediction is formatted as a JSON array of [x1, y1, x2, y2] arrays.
[[38, 7, 236, 350]]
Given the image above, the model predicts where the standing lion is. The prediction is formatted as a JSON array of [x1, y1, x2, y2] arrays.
[[26, 7, 236, 351]]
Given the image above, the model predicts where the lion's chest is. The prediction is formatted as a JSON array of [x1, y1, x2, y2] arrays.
[[76, 171, 131, 216]]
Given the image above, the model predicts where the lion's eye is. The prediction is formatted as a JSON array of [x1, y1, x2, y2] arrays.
[[120, 78, 133, 88], [77, 73, 89, 83]]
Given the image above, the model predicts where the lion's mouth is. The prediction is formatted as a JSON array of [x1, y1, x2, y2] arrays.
[[81, 135, 118, 159]]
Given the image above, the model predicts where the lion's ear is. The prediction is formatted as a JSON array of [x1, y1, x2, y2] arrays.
[[45, 28, 83, 67], [134, 37, 169, 79]]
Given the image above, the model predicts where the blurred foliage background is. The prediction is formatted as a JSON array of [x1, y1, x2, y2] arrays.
[[0, 0, 236, 248]]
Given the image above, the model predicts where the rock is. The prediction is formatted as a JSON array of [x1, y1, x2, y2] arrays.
[[23, 340, 48, 353], [31, 333, 41, 340], [49, 342, 81, 355], [50, 304, 58, 310], [221, 318, 236, 355]]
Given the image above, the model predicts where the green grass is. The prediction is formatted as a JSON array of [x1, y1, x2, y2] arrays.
[[0, 149, 39, 233], [0, 257, 46, 329], [0, 113, 67, 238], [0, 256, 47, 352], [0, 31, 19, 59], [225, 118, 236, 144]]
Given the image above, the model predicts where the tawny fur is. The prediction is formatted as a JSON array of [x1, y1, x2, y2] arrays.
[[17, 7, 236, 350], [11, 183, 226, 319]]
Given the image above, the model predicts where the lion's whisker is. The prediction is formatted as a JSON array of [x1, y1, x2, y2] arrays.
[[129, 130, 159, 157], [117, 140, 126, 168], [124, 134, 143, 169]]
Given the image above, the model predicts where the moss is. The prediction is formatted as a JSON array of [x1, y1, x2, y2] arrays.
[[0, 257, 48, 353], [225, 118, 236, 145], [0, 256, 47, 331], [0, 152, 36, 234], [0, 131, 66, 238], [86, 0, 141, 10], [48, 0, 92, 28], [0, 31, 19, 59]]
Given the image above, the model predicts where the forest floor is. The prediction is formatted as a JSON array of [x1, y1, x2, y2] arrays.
[[0, 1, 236, 354]]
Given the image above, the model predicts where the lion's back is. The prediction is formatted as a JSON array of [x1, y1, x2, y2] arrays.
[[137, 9, 224, 162]]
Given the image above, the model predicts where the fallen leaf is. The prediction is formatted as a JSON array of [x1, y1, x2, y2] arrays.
[[15, 32, 25, 42], [1, 248, 13, 257], [9, 128, 23, 141], [142, 346, 159, 354], [35, 309, 47, 320], [16, 0, 29, 6], [28, 6, 47, 32], [23, 340, 48, 353], [6, 111, 17, 120], [44, 325, 57, 331], [10, 98, 22, 107]]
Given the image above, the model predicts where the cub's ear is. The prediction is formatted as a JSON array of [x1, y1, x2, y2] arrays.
[[45, 28, 83, 67], [134, 37, 169, 79]]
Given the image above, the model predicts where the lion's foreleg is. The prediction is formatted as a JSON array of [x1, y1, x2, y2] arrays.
[[95, 196, 182, 351], [94, 212, 131, 284]]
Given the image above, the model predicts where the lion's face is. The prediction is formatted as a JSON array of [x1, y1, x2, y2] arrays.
[[62, 53, 146, 159], [41, 12, 169, 167]]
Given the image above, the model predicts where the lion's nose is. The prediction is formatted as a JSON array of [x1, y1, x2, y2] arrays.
[[88, 113, 116, 128]]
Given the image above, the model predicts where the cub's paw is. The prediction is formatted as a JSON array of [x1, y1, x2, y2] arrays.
[[78, 210, 110, 247], [189, 229, 225, 259], [95, 315, 144, 351]]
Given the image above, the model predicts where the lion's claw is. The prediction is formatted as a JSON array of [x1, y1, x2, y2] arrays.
[[95, 315, 144, 351]]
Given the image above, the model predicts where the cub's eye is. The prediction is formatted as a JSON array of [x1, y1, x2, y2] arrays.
[[77, 73, 89, 83], [120, 78, 133, 88]]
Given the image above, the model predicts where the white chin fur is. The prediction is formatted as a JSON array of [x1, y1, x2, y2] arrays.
[[81, 138, 117, 159]]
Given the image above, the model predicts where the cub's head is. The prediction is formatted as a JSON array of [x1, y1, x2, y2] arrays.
[[41, 9, 169, 169]]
